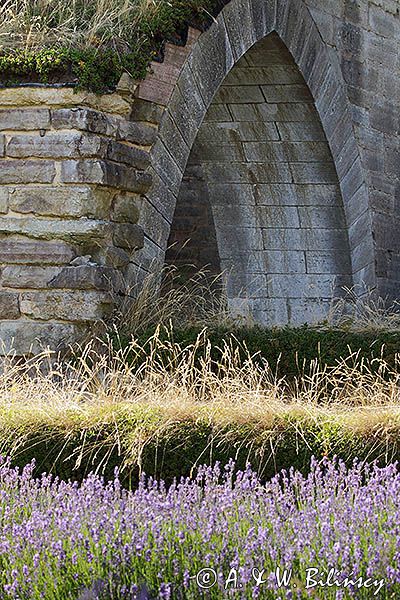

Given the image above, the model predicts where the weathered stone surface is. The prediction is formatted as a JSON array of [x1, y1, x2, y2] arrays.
[[0, 189, 8, 213], [0, 109, 50, 131], [0, 237, 75, 264], [112, 223, 144, 250], [6, 132, 111, 159], [106, 140, 150, 169], [20, 291, 113, 321], [48, 266, 115, 290], [9, 186, 111, 219], [0, 160, 55, 184], [60, 160, 152, 193], [2, 266, 61, 288], [0, 292, 20, 319], [111, 193, 140, 223], [116, 120, 157, 146], [0, 321, 80, 354], [0, 217, 111, 243], [102, 246, 131, 268]]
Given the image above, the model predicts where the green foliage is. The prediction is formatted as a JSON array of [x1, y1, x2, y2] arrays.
[[4, 415, 400, 489]]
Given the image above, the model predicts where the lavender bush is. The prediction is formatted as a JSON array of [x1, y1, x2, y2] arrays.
[[0, 456, 399, 599]]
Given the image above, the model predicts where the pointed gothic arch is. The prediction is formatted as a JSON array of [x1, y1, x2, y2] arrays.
[[143, 0, 375, 324]]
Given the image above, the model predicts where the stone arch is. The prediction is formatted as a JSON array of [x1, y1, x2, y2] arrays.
[[141, 0, 375, 324]]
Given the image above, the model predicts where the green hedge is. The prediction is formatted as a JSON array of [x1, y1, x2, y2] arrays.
[[116, 324, 400, 380], [4, 414, 400, 488]]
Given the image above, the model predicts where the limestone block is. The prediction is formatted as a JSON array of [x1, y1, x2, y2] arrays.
[[48, 265, 115, 290], [6, 132, 108, 159], [51, 108, 115, 136], [9, 186, 111, 219], [0, 292, 20, 319], [0, 189, 8, 213], [0, 321, 80, 354], [102, 246, 131, 268], [2, 266, 61, 288], [0, 237, 75, 264], [0, 217, 112, 243], [106, 140, 150, 169], [60, 160, 152, 193], [222, 0, 256, 60], [0, 160, 55, 184], [111, 193, 140, 223], [116, 120, 157, 146], [0, 109, 50, 131], [112, 223, 144, 250], [20, 290, 113, 321]]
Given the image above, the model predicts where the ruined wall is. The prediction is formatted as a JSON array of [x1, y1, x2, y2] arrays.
[[0, 0, 398, 351], [0, 86, 154, 353]]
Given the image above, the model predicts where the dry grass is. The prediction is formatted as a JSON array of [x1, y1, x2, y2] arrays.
[[0, 328, 400, 476], [0, 0, 157, 50]]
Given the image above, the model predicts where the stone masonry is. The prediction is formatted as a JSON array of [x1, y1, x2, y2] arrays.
[[0, 0, 399, 351]]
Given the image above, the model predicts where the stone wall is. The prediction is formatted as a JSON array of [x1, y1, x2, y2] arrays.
[[0, 0, 399, 351], [0, 85, 155, 353], [167, 35, 352, 324]]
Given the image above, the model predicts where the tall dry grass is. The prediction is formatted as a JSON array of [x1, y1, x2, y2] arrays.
[[1, 327, 400, 476], [0, 0, 211, 51]]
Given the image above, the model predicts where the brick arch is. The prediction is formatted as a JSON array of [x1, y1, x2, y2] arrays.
[[139, 0, 375, 322]]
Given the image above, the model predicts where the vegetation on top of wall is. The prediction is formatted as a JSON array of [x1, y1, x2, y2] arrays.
[[0, 0, 223, 93]]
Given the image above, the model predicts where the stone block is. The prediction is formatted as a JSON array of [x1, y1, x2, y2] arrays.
[[213, 85, 265, 104], [255, 183, 342, 206], [298, 206, 346, 229], [189, 19, 234, 107], [264, 250, 307, 274], [287, 298, 333, 326], [158, 111, 190, 172], [276, 122, 325, 141], [0, 160, 55, 184], [111, 193, 140, 224], [144, 170, 176, 223], [50, 108, 113, 135], [222, 0, 256, 60], [230, 102, 317, 122], [116, 120, 157, 146], [0, 188, 8, 213], [6, 132, 107, 159], [369, 4, 398, 38], [243, 141, 332, 163], [2, 266, 62, 288], [306, 251, 351, 274], [224, 66, 304, 86], [0, 237, 74, 265], [250, 0, 276, 39], [257, 204, 300, 228], [203, 105, 233, 122], [204, 161, 292, 184], [0, 292, 20, 319], [102, 246, 130, 269], [290, 162, 338, 184], [261, 84, 313, 103], [150, 139, 183, 196], [0, 217, 111, 243], [268, 273, 340, 299], [48, 265, 115, 291], [0, 321, 80, 355], [9, 186, 111, 219], [20, 291, 113, 321], [106, 140, 150, 169], [112, 223, 144, 250], [60, 160, 152, 194], [0, 108, 50, 131]]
